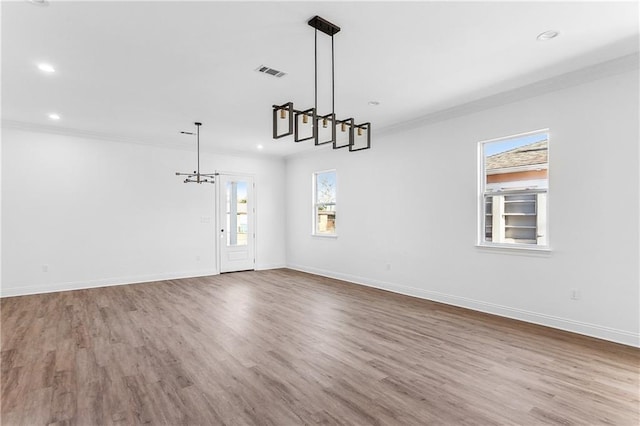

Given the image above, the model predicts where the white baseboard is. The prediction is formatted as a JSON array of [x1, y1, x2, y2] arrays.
[[255, 263, 287, 271], [0, 268, 218, 298], [1, 264, 286, 297], [287, 264, 640, 348]]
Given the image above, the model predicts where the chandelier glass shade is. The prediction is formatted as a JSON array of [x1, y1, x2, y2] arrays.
[[272, 16, 371, 152]]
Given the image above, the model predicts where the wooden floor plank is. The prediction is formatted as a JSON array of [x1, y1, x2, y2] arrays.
[[1, 269, 638, 425]]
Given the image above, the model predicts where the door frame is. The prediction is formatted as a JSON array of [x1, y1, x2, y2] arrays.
[[215, 171, 257, 273]]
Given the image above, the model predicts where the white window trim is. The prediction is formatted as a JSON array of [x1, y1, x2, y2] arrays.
[[477, 129, 551, 251], [312, 169, 338, 237]]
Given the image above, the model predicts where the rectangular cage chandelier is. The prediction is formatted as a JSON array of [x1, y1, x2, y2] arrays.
[[272, 16, 371, 152]]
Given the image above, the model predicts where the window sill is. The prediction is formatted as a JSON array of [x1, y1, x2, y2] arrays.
[[312, 234, 338, 239], [476, 243, 551, 256]]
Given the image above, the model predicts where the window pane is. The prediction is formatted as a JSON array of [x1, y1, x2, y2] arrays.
[[316, 204, 336, 234], [316, 171, 336, 204], [481, 132, 548, 246], [484, 133, 548, 192], [504, 194, 537, 214], [226, 180, 248, 246], [484, 195, 493, 242]]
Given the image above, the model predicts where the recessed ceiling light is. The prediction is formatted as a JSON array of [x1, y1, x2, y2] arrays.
[[537, 30, 559, 41], [368, 101, 380, 106], [48, 113, 60, 120], [37, 63, 56, 73], [28, 0, 49, 6], [257, 144, 264, 150]]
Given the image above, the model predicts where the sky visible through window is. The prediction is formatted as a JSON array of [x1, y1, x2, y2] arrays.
[[316, 171, 336, 203], [236, 181, 247, 201], [484, 132, 548, 157]]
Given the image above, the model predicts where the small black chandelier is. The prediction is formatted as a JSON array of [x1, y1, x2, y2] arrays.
[[175, 122, 216, 184], [272, 16, 371, 152]]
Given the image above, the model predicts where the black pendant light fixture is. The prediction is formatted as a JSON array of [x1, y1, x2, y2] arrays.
[[175, 122, 216, 184], [272, 16, 371, 152]]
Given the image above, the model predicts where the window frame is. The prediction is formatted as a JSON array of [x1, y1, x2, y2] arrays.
[[477, 129, 551, 251], [312, 169, 337, 237]]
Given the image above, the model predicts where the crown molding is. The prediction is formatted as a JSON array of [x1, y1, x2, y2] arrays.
[[377, 52, 639, 137], [1, 119, 170, 146], [1, 119, 283, 160], [4, 53, 637, 160]]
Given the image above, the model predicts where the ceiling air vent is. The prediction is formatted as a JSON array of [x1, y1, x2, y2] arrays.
[[256, 65, 286, 78]]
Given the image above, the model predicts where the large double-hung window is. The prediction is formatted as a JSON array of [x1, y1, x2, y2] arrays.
[[479, 130, 549, 249]]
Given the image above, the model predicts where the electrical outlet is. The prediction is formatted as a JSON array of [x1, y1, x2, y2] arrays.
[[42, 264, 49, 272], [570, 289, 580, 300], [386, 263, 392, 271], [200, 216, 211, 224], [196, 255, 201, 262]]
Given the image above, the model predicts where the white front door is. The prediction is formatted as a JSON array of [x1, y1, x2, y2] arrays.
[[218, 174, 255, 273]]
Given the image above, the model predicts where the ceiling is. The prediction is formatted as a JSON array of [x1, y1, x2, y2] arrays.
[[2, 1, 638, 157]]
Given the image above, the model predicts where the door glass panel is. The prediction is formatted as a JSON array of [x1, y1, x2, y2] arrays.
[[226, 180, 248, 246]]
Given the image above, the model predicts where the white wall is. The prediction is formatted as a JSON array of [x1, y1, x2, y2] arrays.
[[1, 127, 286, 296], [285, 68, 640, 347], [2, 68, 637, 348]]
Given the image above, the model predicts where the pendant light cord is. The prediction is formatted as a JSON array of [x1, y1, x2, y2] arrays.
[[196, 124, 200, 180], [314, 29, 336, 122], [332, 34, 335, 119], [314, 28, 318, 116]]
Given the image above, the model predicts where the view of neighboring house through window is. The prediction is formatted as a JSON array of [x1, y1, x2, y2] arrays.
[[313, 170, 336, 235], [480, 131, 549, 248]]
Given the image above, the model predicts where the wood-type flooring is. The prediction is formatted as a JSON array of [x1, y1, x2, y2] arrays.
[[1, 269, 639, 425]]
